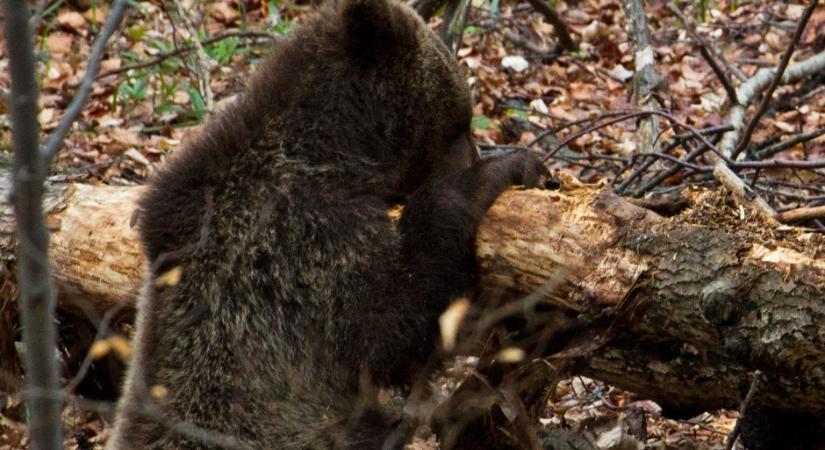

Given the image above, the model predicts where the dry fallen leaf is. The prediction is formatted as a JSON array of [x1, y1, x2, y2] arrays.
[[124, 148, 151, 166], [108, 335, 132, 360], [110, 126, 143, 147], [156, 266, 183, 286], [150, 384, 169, 399], [439, 298, 471, 352], [496, 347, 526, 363], [209, 2, 240, 24], [89, 335, 131, 360], [58, 11, 87, 35], [45, 32, 74, 54]]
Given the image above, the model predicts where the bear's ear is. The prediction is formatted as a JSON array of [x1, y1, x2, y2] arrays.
[[342, 0, 418, 64]]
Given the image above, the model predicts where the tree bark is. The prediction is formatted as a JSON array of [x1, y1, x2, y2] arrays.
[[1, 175, 824, 417]]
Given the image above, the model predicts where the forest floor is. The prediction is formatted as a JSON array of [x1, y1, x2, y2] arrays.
[[1, 0, 824, 448]]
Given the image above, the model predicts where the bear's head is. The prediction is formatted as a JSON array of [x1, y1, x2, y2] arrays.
[[247, 0, 477, 196]]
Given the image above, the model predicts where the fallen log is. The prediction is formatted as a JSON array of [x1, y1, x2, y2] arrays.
[[1, 175, 824, 418], [478, 183, 825, 415]]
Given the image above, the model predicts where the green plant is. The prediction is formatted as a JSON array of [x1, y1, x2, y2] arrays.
[[205, 37, 240, 65], [268, 0, 294, 35], [185, 85, 207, 123], [472, 115, 491, 129], [153, 73, 183, 115], [506, 108, 529, 120], [114, 73, 149, 112], [697, 0, 708, 22]]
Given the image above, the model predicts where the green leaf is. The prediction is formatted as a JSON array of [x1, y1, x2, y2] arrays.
[[154, 103, 185, 115], [186, 86, 207, 122], [125, 25, 145, 42], [472, 116, 491, 129], [506, 108, 529, 119], [272, 20, 294, 35], [207, 37, 240, 65], [148, 38, 172, 52], [464, 25, 480, 35], [119, 50, 142, 62]]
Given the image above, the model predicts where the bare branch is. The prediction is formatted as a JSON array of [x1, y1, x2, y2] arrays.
[[41, 0, 130, 165], [717, 50, 825, 160], [502, 30, 556, 58], [667, 3, 738, 105], [752, 126, 825, 160], [546, 109, 725, 163], [409, 0, 447, 21], [167, 0, 215, 110], [524, 0, 577, 52], [63, 304, 125, 394], [617, 125, 732, 195], [30, 388, 256, 450], [776, 205, 825, 224], [725, 371, 763, 450], [440, 0, 472, 54], [731, 0, 819, 159]]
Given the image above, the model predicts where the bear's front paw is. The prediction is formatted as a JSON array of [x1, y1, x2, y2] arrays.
[[502, 152, 550, 189]]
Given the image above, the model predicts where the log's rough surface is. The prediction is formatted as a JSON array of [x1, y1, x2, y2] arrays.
[[47, 184, 145, 309], [2, 178, 825, 417], [476, 182, 825, 414]]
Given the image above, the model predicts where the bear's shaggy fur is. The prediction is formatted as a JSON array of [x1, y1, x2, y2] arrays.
[[107, 0, 546, 448]]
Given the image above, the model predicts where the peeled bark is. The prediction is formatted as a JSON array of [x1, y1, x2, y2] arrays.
[[1, 176, 824, 417]]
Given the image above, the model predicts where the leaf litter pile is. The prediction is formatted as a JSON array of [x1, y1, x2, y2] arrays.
[[1, 0, 824, 448]]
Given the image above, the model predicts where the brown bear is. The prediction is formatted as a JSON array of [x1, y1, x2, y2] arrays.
[[107, 0, 547, 448]]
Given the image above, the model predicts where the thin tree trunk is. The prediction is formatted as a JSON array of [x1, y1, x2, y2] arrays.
[[2, 1, 63, 447]]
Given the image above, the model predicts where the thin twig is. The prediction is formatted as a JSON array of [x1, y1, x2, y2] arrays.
[[632, 142, 712, 196], [546, 109, 726, 162], [63, 304, 125, 394], [667, 3, 739, 105], [524, 0, 576, 51], [732, 159, 825, 170], [95, 30, 277, 81], [615, 124, 731, 194], [527, 110, 635, 149], [409, 0, 448, 21], [731, 0, 819, 159], [667, 3, 746, 82], [718, 49, 825, 159], [544, 111, 648, 160], [168, 0, 214, 110], [751, 126, 825, 160], [502, 30, 556, 58], [725, 371, 763, 450], [41, 0, 130, 166], [628, 153, 825, 174], [634, 152, 707, 171], [28, 388, 255, 450], [440, 0, 472, 54], [28, 0, 47, 29]]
